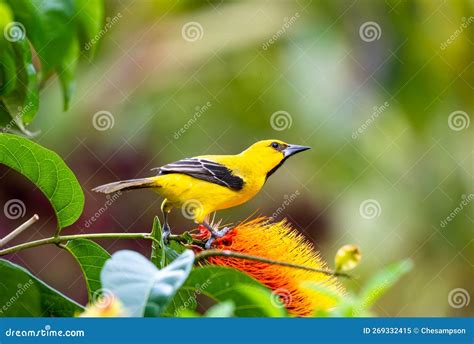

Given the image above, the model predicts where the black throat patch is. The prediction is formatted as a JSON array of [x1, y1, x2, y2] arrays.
[[265, 157, 288, 181]]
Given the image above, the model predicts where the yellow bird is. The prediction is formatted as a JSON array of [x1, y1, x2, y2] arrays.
[[93, 139, 310, 247]]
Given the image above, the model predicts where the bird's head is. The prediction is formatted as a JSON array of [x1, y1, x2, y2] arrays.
[[241, 139, 310, 179]]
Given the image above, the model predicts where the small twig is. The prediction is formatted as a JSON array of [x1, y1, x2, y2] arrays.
[[0, 214, 39, 248], [0, 228, 350, 278], [195, 249, 351, 278], [0, 232, 152, 256], [0, 229, 197, 256]]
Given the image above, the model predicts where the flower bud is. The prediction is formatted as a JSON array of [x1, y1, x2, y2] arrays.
[[335, 244, 361, 272]]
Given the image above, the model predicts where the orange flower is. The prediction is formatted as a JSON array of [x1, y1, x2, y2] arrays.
[[195, 217, 344, 316]]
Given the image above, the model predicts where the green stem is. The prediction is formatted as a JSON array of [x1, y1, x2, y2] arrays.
[[195, 249, 350, 278], [0, 231, 350, 278], [0, 232, 152, 256]]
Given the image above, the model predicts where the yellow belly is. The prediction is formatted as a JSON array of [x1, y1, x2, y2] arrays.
[[152, 173, 263, 222]]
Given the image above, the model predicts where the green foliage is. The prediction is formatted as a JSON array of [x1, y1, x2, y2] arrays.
[[166, 265, 286, 317], [0, 133, 84, 229], [358, 259, 414, 310], [0, 0, 103, 133], [0, 130, 413, 319], [0, 259, 83, 316], [150, 216, 166, 268], [231, 284, 288, 317], [74, 0, 104, 57], [204, 301, 235, 317], [0, 35, 38, 130], [101, 250, 194, 317], [308, 259, 414, 317], [64, 239, 110, 301]]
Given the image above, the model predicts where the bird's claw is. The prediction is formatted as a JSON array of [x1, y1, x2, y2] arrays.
[[204, 226, 231, 249], [204, 237, 215, 249], [162, 223, 171, 244]]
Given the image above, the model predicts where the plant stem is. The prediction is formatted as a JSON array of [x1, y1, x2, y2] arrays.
[[0, 231, 350, 278], [195, 249, 350, 278], [0, 232, 152, 256], [0, 229, 199, 257]]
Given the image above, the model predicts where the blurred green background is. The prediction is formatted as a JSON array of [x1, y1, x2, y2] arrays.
[[1, 0, 472, 316]]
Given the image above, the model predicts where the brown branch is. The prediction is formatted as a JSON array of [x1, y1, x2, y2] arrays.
[[195, 249, 350, 278]]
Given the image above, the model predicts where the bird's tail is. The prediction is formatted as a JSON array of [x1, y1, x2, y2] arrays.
[[92, 177, 158, 194]]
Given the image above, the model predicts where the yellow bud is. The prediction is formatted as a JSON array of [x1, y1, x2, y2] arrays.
[[335, 244, 361, 272]]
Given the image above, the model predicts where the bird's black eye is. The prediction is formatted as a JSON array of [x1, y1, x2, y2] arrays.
[[271, 142, 279, 149]]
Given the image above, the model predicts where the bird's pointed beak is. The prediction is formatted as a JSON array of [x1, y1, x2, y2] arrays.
[[283, 144, 311, 158]]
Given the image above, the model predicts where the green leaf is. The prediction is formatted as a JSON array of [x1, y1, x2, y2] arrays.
[[166, 266, 282, 317], [204, 300, 235, 317], [0, 3, 17, 128], [64, 238, 110, 301], [0, 7, 17, 97], [0, 46, 18, 97], [57, 36, 79, 110], [75, 0, 104, 57], [6, 0, 76, 75], [0, 1, 13, 29], [150, 216, 165, 269], [176, 309, 201, 317], [0, 133, 85, 229], [232, 284, 287, 317], [0, 2, 39, 130], [0, 258, 83, 316], [101, 250, 194, 317], [0, 101, 13, 128], [1, 37, 39, 126], [163, 241, 187, 266], [358, 259, 413, 310], [4, 0, 104, 115]]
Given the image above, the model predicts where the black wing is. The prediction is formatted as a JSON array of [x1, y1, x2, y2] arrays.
[[152, 158, 244, 191]]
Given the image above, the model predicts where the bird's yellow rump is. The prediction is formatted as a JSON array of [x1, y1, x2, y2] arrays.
[[93, 139, 310, 247]]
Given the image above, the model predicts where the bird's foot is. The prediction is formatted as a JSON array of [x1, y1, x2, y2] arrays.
[[204, 226, 231, 249], [162, 223, 171, 244]]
